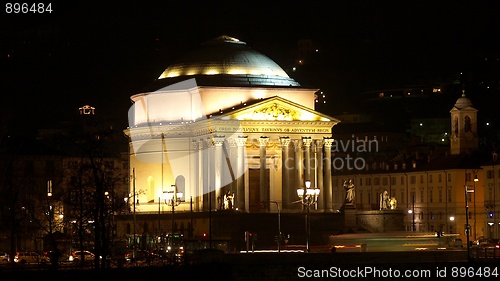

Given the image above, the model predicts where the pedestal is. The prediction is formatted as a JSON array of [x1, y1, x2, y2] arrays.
[[341, 204, 356, 231]]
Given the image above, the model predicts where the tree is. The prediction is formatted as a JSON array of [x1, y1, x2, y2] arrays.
[[62, 114, 129, 269]]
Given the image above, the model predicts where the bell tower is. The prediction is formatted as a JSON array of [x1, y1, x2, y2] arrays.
[[450, 90, 478, 155]]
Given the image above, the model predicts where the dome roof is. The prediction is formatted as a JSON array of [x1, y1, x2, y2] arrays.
[[454, 91, 473, 109], [155, 35, 300, 87]]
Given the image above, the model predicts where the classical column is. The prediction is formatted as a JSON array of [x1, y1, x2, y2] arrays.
[[323, 137, 334, 211], [316, 139, 324, 210], [293, 139, 303, 209], [193, 139, 201, 212], [302, 137, 313, 183], [236, 136, 247, 212], [201, 138, 211, 211], [214, 135, 225, 210], [259, 136, 269, 207], [280, 137, 291, 208]]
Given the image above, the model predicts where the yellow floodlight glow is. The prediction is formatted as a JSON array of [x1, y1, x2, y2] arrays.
[[204, 69, 220, 75], [160, 71, 181, 78], [185, 69, 199, 76], [228, 68, 247, 75]]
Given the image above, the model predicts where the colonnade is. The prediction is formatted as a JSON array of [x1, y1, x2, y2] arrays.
[[191, 135, 335, 212]]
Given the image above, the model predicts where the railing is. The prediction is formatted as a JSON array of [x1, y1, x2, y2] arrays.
[[471, 246, 500, 260]]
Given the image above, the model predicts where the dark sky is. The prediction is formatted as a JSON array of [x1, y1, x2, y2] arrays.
[[2, 1, 500, 135]]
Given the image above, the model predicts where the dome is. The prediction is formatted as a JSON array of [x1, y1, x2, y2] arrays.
[[454, 91, 473, 109], [154, 35, 300, 88]]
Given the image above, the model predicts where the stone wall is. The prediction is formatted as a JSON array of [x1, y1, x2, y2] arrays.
[[356, 210, 405, 232]]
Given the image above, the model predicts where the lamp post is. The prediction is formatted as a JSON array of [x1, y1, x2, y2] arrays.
[[410, 193, 415, 231], [164, 185, 183, 234], [465, 183, 473, 262], [297, 180, 320, 253], [473, 172, 479, 241], [47, 180, 53, 238]]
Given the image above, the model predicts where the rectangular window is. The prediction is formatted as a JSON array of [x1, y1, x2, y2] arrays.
[[400, 189, 405, 204], [438, 174, 442, 183], [429, 175, 433, 183], [410, 176, 416, 184], [374, 177, 380, 185], [359, 178, 363, 186], [420, 189, 424, 203], [429, 188, 433, 203], [447, 188, 452, 203], [420, 175, 424, 184], [447, 173, 451, 182], [382, 177, 388, 186], [466, 173, 471, 182], [400, 176, 405, 185], [366, 178, 371, 185], [438, 188, 443, 203], [391, 177, 396, 185], [487, 170, 493, 179]]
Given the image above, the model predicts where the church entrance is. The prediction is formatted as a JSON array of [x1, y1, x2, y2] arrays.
[[248, 168, 269, 212]]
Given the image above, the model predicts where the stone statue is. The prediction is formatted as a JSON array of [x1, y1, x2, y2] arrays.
[[223, 191, 234, 210], [380, 190, 390, 210], [343, 179, 355, 204], [380, 190, 397, 210], [389, 197, 397, 210]]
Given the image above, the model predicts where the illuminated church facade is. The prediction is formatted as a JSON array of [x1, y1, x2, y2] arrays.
[[123, 36, 340, 238]]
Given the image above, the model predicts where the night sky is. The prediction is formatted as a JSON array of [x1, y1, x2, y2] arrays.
[[2, 1, 500, 135]]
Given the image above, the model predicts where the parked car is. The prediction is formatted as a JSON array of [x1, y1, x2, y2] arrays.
[[450, 238, 464, 248], [14, 252, 49, 265], [473, 236, 488, 246], [124, 249, 152, 263], [68, 250, 95, 264], [483, 239, 500, 249]]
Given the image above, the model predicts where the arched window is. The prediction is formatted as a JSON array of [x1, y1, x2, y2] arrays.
[[453, 117, 459, 136], [464, 116, 471, 132], [175, 175, 186, 201]]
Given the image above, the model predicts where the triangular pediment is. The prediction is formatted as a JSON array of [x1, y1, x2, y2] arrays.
[[217, 96, 340, 123]]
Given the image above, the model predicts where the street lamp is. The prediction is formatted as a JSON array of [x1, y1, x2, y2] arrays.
[[164, 184, 183, 234], [297, 180, 320, 253], [47, 180, 53, 235], [473, 172, 479, 241], [465, 183, 474, 262]]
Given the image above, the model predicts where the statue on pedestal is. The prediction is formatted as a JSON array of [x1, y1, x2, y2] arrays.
[[343, 179, 355, 205], [380, 190, 397, 210]]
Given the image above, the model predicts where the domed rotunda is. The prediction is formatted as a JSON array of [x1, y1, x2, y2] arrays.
[[123, 35, 340, 239], [156, 35, 300, 87]]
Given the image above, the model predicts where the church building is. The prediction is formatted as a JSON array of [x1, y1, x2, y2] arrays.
[[120, 36, 341, 245]]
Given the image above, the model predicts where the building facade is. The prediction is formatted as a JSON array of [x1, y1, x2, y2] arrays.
[[331, 92, 488, 243], [121, 36, 340, 241]]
